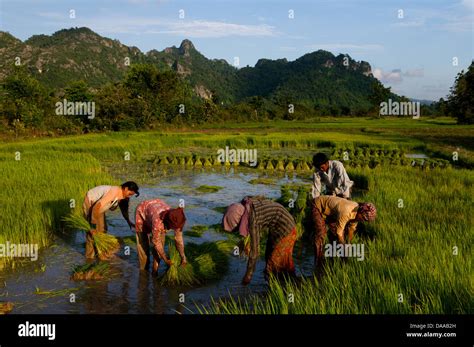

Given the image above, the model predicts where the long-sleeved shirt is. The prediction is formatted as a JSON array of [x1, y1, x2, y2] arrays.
[[245, 197, 296, 280], [312, 195, 358, 243], [311, 160, 353, 199], [135, 199, 186, 262]]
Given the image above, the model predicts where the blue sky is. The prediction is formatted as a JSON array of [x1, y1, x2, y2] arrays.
[[0, 0, 472, 100]]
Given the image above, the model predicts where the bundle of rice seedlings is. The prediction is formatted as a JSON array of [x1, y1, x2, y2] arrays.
[[71, 262, 109, 281], [301, 161, 311, 171], [285, 160, 295, 171], [185, 157, 194, 166], [178, 157, 186, 165], [203, 157, 213, 167], [0, 302, 13, 314], [275, 159, 285, 171], [160, 157, 170, 165], [160, 240, 235, 287], [193, 156, 203, 167], [265, 160, 275, 170], [171, 157, 180, 165], [160, 242, 199, 286], [62, 213, 120, 259], [257, 161, 266, 170], [93, 233, 120, 259]]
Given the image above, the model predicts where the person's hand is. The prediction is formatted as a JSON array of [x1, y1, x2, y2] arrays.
[[165, 259, 173, 266], [180, 260, 187, 267], [89, 229, 97, 236], [242, 275, 252, 285]]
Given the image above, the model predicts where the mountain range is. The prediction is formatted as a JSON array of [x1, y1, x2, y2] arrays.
[[0, 27, 392, 109]]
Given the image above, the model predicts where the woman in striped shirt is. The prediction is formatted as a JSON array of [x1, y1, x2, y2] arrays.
[[223, 196, 297, 285]]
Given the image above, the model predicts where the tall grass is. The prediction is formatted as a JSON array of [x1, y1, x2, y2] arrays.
[[199, 166, 473, 314]]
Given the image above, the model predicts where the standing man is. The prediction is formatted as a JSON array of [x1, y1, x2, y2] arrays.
[[82, 181, 139, 259], [311, 195, 376, 267], [135, 199, 187, 274], [311, 153, 353, 199]]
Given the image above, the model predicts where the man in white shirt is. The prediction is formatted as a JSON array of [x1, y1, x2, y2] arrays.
[[311, 153, 353, 199]]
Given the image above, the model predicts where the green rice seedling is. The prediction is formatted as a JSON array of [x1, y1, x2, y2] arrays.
[[178, 157, 186, 165], [35, 287, 79, 297], [71, 262, 109, 280], [196, 185, 223, 193], [184, 225, 207, 237], [257, 160, 266, 170]]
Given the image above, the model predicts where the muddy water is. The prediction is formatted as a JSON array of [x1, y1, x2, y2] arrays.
[[0, 169, 316, 314]]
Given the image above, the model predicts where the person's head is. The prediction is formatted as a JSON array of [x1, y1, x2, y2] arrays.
[[222, 203, 245, 232], [356, 203, 377, 222], [121, 181, 140, 198], [163, 207, 186, 231], [313, 153, 330, 172]]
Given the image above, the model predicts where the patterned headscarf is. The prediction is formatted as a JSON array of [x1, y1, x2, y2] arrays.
[[358, 203, 377, 222], [222, 203, 245, 232], [163, 207, 186, 230]]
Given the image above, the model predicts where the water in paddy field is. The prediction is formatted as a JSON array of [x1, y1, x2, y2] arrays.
[[0, 168, 317, 314]]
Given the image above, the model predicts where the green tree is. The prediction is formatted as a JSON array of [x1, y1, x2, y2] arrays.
[[446, 62, 474, 124]]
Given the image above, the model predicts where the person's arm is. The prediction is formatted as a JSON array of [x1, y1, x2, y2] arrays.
[[311, 172, 322, 199], [119, 198, 134, 229], [152, 230, 171, 265], [151, 217, 171, 265], [334, 213, 351, 244], [347, 221, 358, 243], [243, 211, 259, 285], [135, 205, 144, 233], [334, 163, 353, 198], [174, 228, 187, 266], [91, 201, 106, 232]]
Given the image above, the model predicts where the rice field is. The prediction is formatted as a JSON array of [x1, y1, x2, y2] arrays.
[[200, 166, 473, 314], [0, 117, 472, 314]]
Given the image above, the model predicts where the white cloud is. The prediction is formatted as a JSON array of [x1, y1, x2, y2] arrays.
[[462, 0, 474, 10], [36, 13, 278, 38], [373, 68, 403, 84], [146, 20, 277, 38]]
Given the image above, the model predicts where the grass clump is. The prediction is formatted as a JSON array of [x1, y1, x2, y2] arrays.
[[248, 177, 277, 185], [196, 185, 223, 193]]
